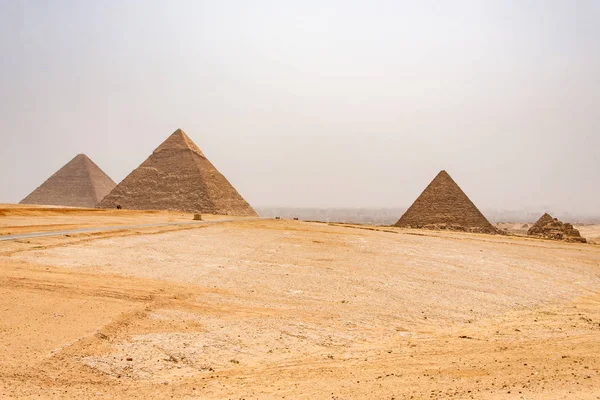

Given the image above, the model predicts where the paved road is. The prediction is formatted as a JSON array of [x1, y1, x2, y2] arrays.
[[0, 218, 266, 242]]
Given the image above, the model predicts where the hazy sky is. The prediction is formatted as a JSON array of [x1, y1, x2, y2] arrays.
[[1, 1, 599, 214]]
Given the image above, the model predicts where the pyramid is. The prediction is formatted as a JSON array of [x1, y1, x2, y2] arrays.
[[527, 213, 586, 243], [98, 129, 257, 216], [395, 170, 495, 233], [528, 213, 555, 234], [20, 154, 116, 208]]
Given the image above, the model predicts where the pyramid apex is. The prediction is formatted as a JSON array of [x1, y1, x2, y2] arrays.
[[432, 170, 453, 182], [154, 128, 205, 157], [67, 153, 92, 165], [531, 213, 556, 227]]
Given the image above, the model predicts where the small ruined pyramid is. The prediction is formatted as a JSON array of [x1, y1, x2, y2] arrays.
[[98, 129, 257, 216], [528, 213, 586, 243], [528, 213, 555, 233], [20, 154, 116, 208], [395, 170, 495, 233]]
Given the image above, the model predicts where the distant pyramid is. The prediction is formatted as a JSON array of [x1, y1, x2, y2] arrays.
[[528, 213, 586, 243], [20, 154, 116, 208], [528, 213, 555, 233], [98, 129, 257, 216], [395, 170, 495, 233]]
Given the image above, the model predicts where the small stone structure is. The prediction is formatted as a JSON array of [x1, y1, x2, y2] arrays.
[[527, 213, 586, 243]]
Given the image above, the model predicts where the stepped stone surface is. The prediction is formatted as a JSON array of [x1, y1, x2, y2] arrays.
[[98, 129, 257, 216], [395, 170, 496, 233], [528, 213, 587, 243], [20, 154, 116, 208]]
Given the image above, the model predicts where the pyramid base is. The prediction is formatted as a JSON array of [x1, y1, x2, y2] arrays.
[[398, 223, 500, 235], [528, 233, 587, 243]]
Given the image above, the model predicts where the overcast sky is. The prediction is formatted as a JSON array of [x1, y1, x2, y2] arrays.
[[1, 1, 598, 214]]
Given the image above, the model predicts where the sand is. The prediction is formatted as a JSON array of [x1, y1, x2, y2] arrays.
[[1, 206, 600, 399], [0, 204, 241, 235]]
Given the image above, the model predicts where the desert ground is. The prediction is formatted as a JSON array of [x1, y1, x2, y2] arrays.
[[1, 205, 600, 399]]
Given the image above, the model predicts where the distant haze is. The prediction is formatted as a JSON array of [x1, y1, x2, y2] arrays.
[[1, 1, 599, 217]]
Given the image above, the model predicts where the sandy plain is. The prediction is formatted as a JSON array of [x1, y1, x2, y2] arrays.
[[1, 205, 600, 399]]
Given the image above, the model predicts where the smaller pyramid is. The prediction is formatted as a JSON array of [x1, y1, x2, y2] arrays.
[[528, 213, 586, 243], [20, 154, 116, 208], [98, 129, 257, 216], [395, 170, 495, 233], [528, 213, 555, 233]]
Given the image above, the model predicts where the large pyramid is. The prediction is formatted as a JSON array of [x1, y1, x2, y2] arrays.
[[98, 129, 257, 216], [20, 154, 116, 208], [395, 170, 495, 233]]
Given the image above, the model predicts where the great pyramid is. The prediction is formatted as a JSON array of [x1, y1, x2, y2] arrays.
[[98, 129, 257, 216], [20, 154, 116, 208], [395, 170, 496, 233], [528, 213, 586, 243]]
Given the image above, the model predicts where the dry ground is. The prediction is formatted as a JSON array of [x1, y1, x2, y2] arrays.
[[0, 204, 238, 236], [1, 206, 600, 399], [578, 225, 600, 245]]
